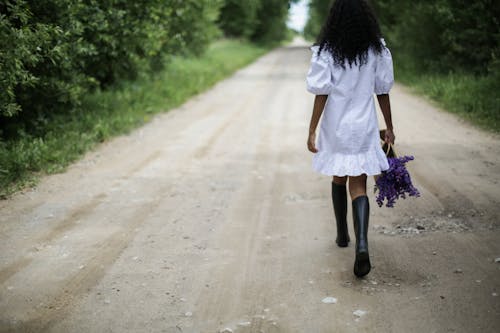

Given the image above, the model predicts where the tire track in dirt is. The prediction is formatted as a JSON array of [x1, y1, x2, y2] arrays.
[[190, 48, 305, 333], [11, 197, 167, 332], [0, 50, 285, 332], [192, 57, 282, 161], [0, 193, 107, 285]]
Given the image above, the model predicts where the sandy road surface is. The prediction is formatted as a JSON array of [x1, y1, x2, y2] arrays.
[[1, 40, 500, 333]]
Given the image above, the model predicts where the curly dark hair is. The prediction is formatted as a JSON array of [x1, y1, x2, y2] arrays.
[[316, 0, 384, 68]]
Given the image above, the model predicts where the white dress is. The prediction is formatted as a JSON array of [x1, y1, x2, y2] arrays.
[[306, 40, 394, 176]]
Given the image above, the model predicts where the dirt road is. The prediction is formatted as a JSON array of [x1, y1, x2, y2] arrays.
[[1, 40, 499, 333]]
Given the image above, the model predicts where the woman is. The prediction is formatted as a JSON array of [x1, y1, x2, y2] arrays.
[[306, 0, 395, 277]]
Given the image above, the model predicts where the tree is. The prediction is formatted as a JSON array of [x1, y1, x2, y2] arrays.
[[218, 0, 261, 38], [251, 0, 294, 43], [218, 0, 297, 44], [303, 0, 333, 41], [0, 0, 222, 123]]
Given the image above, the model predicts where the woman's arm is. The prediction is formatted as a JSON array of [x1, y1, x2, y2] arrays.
[[307, 95, 328, 153], [376, 94, 395, 144]]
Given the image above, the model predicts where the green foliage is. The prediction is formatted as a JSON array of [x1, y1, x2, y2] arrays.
[[0, 0, 296, 125], [0, 0, 299, 196], [303, 0, 333, 41], [0, 0, 91, 120], [218, 0, 261, 38], [373, 0, 500, 131], [251, 0, 292, 44], [218, 0, 296, 44], [373, 0, 500, 74], [0, 40, 269, 198], [0, 0, 222, 122], [73, 0, 222, 85]]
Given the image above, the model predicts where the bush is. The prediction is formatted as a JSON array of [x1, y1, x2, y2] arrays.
[[218, 0, 295, 44], [0, 0, 91, 121], [303, 0, 333, 41], [0, 0, 222, 130], [77, 0, 222, 84], [373, 0, 500, 74], [372, 0, 500, 131], [0, 39, 269, 197], [0, 0, 299, 195], [218, 0, 261, 38], [251, 0, 292, 44]]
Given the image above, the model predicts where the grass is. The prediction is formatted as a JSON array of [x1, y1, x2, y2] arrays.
[[0, 39, 270, 198], [394, 58, 500, 133]]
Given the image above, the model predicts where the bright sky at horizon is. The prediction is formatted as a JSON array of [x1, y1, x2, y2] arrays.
[[287, 0, 309, 32]]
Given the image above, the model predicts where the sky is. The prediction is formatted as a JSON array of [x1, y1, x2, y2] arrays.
[[287, 0, 309, 32]]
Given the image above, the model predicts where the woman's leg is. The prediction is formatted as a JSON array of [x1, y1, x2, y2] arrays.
[[331, 176, 349, 247], [348, 175, 371, 277], [348, 174, 367, 200], [332, 176, 347, 185]]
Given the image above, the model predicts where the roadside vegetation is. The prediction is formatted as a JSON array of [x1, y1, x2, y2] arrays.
[[0, 40, 269, 197], [304, 0, 499, 132], [0, 0, 297, 198]]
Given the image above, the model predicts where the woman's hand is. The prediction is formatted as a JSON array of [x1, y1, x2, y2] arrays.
[[384, 128, 395, 144], [307, 132, 318, 153], [308, 95, 327, 153]]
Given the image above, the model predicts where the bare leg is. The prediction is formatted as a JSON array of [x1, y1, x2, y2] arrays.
[[332, 176, 347, 185], [348, 174, 367, 200]]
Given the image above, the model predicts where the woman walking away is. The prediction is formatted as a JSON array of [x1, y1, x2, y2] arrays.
[[306, 0, 395, 278]]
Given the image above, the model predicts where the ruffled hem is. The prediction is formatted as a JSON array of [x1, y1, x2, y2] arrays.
[[312, 148, 389, 176]]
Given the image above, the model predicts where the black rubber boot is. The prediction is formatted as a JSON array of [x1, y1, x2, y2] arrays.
[[332, 182, 350, 247], [352, 195, 371, 277]]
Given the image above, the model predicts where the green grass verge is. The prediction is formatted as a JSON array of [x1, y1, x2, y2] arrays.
[[395, 60, 500, 133], [0, 39, 270, 198]]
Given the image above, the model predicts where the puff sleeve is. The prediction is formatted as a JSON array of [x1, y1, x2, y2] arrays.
[[306, 46, 333, 95], [374, 40, 394, 95]]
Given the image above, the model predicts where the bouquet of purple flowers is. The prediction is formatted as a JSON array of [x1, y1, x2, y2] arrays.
[[375, 152, 420, 208]]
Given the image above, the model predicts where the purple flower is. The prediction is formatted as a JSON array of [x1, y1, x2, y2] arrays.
[[375, 155, 420, 208]]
